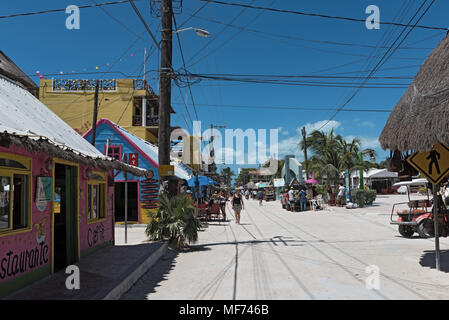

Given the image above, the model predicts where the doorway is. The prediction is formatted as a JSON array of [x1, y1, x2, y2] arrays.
[[114, 181, 138, 222], [53, 163, 78, 272]]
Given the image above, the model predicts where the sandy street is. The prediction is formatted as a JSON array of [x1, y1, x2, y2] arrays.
[[121, 195, 449, 300]]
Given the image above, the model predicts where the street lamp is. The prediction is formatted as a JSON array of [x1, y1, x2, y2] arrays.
[[173, 27, 211, 37]]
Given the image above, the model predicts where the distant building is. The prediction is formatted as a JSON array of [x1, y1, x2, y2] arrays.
[[39, 78, 176, 144], [282, 155, 304, 186], [84, 119, 193, 224], [349, 168, 398, 193]]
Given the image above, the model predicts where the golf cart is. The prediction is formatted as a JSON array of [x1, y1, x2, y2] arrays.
[[390, 179, 435, 238]]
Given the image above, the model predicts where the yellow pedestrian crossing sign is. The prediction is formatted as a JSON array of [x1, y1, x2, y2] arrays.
[[406, 143, 449, 185]]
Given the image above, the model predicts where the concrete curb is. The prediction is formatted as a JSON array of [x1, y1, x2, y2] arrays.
[[102, 242, 168, 300]]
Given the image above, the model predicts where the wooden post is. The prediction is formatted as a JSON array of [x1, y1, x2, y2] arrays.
[[158, 0, 173, 180], [91, 80, 99, 146], [301, 127, 309, 180], [433, 184, 441, 271]]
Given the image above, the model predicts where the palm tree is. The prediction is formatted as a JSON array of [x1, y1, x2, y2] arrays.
[[301, 129, 344, 184], [221, 167, 235, 187], [145, 194, 202, 248]]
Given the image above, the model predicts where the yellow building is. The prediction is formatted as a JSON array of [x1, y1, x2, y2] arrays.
[[39, 78, 174, 144]]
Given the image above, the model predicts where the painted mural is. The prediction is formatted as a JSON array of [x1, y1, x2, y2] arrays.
[[0, 147, 52, 285], [0, 144, 114, 292]]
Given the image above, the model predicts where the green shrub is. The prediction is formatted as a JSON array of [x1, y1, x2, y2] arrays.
[[316, 184, 327, 196], [364, 190, 377, 205], [350, 189, 366, 208], [350, 189, 377, 207], [145, 194, 202, 248]]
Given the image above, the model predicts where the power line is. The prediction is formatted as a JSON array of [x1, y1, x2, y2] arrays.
[[183, 72, 414, 80], [171, 102, 393, 113], [201, 0, 447, 31], [177, 1, 211, 29], [0, 0, 142, 19], [90, 0, 152, 45], [177, 73, 410, 88], [188, 11, 443, 51], [317, 0, 436, 131], [185, 0, 257, 66], [188, 0, 279, 67], [173, 14, 199, 121], [128, 0, 161, 50]]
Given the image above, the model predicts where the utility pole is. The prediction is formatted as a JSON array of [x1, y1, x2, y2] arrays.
[[158, 0, 173, 182], [301, 127, 309, 180], [91, 80, 100, 146], [210, 124, 225, 174]]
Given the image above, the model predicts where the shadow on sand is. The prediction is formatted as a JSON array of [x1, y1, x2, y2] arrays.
[[419, 249, 449, 273]]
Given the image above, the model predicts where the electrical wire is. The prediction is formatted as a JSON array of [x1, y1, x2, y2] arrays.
[[173, 14, 199, 121], [0, 0, 142, 19], [185, 11, 441, 53], [128, 0, 160, 50], [201, 0, 447, 31], [317, 0, 436, 131], [171, 102, 393, 113], [90, 0, 152, 45]]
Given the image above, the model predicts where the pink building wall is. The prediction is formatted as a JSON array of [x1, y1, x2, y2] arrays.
[[0, 144, 114, 285]]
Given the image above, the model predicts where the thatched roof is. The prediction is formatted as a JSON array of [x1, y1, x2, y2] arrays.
[[0, 51, 38, 96], [379, 33, 449, 152]]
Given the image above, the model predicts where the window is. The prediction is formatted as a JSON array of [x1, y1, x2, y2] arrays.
[[0, 154, 31, 234], [87, 172, 106, 222], [106, 146, 121, 161]]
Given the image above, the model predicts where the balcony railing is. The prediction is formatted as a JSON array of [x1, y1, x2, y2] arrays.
[[132, 115, 159, 127], [133, 79, 156, 96], [52, 79, 117, 91]]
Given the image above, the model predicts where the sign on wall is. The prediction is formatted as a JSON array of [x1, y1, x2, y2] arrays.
[[36, 177, 53, 212], [128, 153, 139, 167], [159, 165, 174, 177]]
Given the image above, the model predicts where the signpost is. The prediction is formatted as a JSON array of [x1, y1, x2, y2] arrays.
[[406, 143, 449, 271], [406, 143, 449, 185], [159, 164, 175, 177]]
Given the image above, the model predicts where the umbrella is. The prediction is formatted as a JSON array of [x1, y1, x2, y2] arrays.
[[305, 172, 319, 185], [187, 176, 218, 187], [207, 177, 218, 185]]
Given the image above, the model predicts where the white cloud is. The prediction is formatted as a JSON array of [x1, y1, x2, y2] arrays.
[[300, 120, 341, 134], [344, 135, 380, 150], [357, 121, 375, 128], [277, 126, 289, 136]]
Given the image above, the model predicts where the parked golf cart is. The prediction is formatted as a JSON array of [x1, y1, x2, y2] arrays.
[[390, 179, 441, 238]]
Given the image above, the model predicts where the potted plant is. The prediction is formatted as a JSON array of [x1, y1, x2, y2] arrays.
[[145, 194, 203, 249]]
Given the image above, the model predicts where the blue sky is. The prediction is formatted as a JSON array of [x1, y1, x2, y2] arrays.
[[2, 0, 448, 176]]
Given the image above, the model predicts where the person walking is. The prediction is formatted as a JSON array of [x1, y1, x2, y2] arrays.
[[288, 187, 295, 212], [337, 183, 346, 207], [326, 184, 332, 204], [298, 188, 307, 212], [258, 188, 264, 206], [232, 189, 244, 224], [219, 190, 227, 221]]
